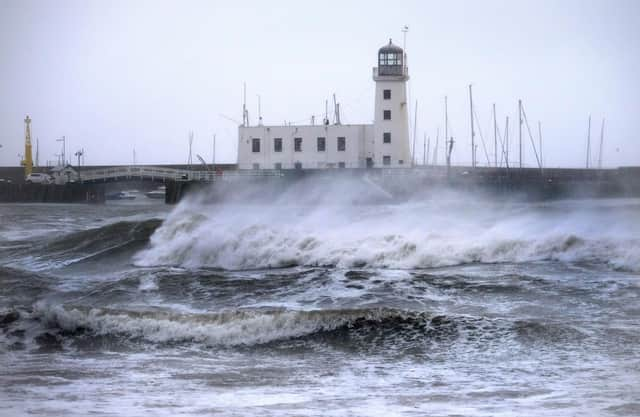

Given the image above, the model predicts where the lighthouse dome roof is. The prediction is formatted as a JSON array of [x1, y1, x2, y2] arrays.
[[378, 39, 403, 54]]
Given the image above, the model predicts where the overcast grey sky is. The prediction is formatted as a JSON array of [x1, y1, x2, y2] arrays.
[[1, 0, 639, 168]]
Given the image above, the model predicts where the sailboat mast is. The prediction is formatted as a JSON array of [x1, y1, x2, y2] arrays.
[[598, 118, 605, 169], [493, 103, 497, 167], [586, 115, 592, 169], [518, 99, 523, 168], [505, 116, 510, 169], [423, 133, 428, 166], [538, 121, 543, 170], [433, 127, 439, 166], [444, 96, 448, 167], [469, 85, 475, 168], [412, 101, 418, 166]]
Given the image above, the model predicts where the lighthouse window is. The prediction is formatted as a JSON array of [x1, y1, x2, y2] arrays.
[[383, 132, 391, 143], [337, 137, 346, 151], [294, 137, 302, 152], [383, 155, 391, 166], [252, 138, 260, 153], [317, 137, 326, 152], [383, 89, 391, 100], [274, 138, 282, 152], [380, 53, 400, 66], [383, 110, 391, 120]]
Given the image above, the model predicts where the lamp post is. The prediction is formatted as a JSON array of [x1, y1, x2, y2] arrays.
[[75, 149, 84, 182]]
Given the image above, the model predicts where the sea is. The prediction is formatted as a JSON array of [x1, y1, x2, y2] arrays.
[[1, 181, 639, 416]]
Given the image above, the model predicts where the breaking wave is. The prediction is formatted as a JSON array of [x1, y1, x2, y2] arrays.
[[2, 303, 584, 351], [134, 196, 640, 272]]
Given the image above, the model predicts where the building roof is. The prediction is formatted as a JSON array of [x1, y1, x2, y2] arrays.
[[379, 39, 403, 54]]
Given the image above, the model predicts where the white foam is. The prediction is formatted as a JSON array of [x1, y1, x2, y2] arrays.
[[134, 191, 640, 272]]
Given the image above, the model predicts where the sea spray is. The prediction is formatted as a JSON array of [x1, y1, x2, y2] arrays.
[[135, 182, 640, 271]]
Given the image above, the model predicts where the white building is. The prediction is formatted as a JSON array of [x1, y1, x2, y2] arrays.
[[237, 39, 412, 170], [50, 165, 79, 184]]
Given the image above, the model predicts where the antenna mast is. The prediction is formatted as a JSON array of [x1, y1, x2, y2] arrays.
[[257, 95, 262, 126], [324, 100, 329, 125], [188, 131, 194, 169], [402, 25, 409, 73], [242, 83, 249, 126]]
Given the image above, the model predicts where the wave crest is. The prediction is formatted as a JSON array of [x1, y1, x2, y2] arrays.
[[35, 303, 433, 346], [135, 211, 640, 271]]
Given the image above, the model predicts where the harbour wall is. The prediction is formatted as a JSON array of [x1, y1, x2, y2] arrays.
[[0, 182, 105, 203], [165, 166, 640, 204]]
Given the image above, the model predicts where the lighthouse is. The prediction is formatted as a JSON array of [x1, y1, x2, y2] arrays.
[[237, 38, 412, 170], [372, 39, 411, 167]]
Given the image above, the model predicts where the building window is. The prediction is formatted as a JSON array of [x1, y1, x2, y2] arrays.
[[383, 132, 391, 143], [383, 155, 391, 166], [383, 110, 391, 120], [274, 162, 282, 170], [274, 138, 282, 152], [294, 137, 302, 152], [317, 137, 326, 152], [294, 162, 302, 169], [251, 138, 260, 153], [252, 163, 260, 170], [337, 137, 346, 151], [338, 162, 346, 168], [399, 160, 404, 165], [383, 89, 391, 100]]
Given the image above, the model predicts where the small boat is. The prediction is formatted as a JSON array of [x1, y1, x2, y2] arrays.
[[145, 186, 166, 199], [106, 191, 137, 200]]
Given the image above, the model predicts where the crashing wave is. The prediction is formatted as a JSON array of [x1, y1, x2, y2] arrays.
[[134, 200, 640, 271]]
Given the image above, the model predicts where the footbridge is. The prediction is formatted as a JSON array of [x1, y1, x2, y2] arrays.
[[78, 165, 283, 183]]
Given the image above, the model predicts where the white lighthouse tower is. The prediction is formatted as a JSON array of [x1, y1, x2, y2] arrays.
[[372, 39, 411, 167]]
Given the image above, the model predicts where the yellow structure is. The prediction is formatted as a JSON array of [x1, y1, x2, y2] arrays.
[[21, 115, 33, 177]]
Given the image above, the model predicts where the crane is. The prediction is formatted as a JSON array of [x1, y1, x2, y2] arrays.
[[21, 116, 33, 177]]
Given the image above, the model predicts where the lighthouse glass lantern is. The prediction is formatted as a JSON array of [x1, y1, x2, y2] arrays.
[[378, 40, 404, 76]]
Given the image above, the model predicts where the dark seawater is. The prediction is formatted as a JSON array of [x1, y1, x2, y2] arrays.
[[1, 193, 639, 416]]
